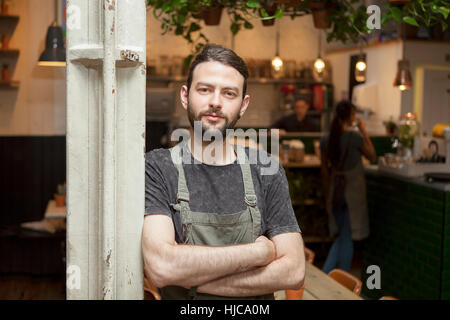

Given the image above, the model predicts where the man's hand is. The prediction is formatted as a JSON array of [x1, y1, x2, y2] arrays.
[[255, 235, 276, 266], [197, 232, 305, 297], [142, 215, 283, 289]]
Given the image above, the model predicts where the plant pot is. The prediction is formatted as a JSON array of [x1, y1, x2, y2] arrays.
[[429, 24, 445, 40], [274, 0, 302, 7], [397, 22, 418, 39], [203, 6, 223, 26], [309, 1, 335, 29], [388, 0, 411, 4], [285, 283, 305, 300], [54, 193, 66, 207], [260, 4, 278, 27]]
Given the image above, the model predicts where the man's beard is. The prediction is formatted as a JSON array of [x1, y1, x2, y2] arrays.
[[187, 102, 241, 139]]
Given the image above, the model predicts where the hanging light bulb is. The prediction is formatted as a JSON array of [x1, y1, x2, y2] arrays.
[[271, 24, 283, 74], [314, 31, 325, 75], [355, 57, 366, 82], [393, 60, 412, 91], [393, 23, 412, 91], [272, 56, 283, 71], [314, 57, 325, 73], [38, 0, 66, 67]]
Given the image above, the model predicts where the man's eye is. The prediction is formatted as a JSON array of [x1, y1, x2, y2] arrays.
[[225, 91, 236, 97], [199, 88, 209, 93]]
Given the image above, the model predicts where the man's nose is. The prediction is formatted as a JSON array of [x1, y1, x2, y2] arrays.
[[209, 90, 222, 108]]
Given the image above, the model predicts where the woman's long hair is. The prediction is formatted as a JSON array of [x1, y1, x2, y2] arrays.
[[327, 100, 356, 168]]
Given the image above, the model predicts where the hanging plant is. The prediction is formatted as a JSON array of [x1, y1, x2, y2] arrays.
[[146, 0, 450, 68], [259, 1, 280, 26], [309, 0, 337, 29], [202, 0, 225, 25]]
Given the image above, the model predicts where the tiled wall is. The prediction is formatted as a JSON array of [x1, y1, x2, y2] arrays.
[[362, 173, 449, 299]]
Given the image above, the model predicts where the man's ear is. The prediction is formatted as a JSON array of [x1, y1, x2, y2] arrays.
[[180, 85, 189, 111], [239, 94, 250, 118]]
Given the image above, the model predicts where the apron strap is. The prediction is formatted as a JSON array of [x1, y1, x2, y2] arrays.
[[170, 143, 190, 203], [234, 145, 257, 207], [234, 145, 261, 240]]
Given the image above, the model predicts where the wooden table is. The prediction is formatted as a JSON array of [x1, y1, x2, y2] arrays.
[[20, 200, 66, 234], [274, 262, 363, 300]]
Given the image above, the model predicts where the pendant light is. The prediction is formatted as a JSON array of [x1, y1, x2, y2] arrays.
[[355, 43, 366, 83], [314, 31, 325, 74], [38, 0, 66, 67], [393, 22, 412, 91], [271, 23, 283, 72]]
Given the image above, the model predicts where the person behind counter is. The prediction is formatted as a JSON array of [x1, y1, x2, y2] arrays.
[[320, 100, 376, 274], [270, 95, 320, 134], [142, 44, 305, 300]]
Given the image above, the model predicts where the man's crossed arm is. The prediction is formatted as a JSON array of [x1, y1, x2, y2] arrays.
[[142, 214, 305, 296]]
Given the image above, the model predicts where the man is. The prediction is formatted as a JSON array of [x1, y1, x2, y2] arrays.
[[142, 44, 305, 300], [271, 96, 320, 134]]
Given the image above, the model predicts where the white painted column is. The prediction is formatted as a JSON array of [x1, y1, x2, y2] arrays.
[[66, 0, 146, 299]]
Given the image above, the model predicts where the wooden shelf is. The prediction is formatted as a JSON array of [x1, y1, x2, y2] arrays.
[[148, 75, 332, 86], [0, 80, 19, 89], [0, 14, 19, 22], [0, 49, 19, 57]]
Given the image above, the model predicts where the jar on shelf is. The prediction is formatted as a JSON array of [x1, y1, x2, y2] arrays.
[[398, 112, 420, 158], [2, 64, 10, 82]]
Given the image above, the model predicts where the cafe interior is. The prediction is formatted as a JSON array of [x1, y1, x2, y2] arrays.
[[0, 0, 449, 300]]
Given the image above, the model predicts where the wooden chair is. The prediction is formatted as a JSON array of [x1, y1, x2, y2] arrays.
[[304, 246, 315, 264], [379, 296, 398, 300], [285, 247, 315, 300], [328, 268, 362, 296], [144, 269, 161, 300]]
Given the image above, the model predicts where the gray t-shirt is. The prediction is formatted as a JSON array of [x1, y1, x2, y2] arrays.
[[320, 130, 364, 171], [145, 143, 301, 244]]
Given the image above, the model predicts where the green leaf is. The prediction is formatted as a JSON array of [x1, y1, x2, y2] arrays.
[[230, 22, 240, 35], [389, 6, 403, 22], [381, 12, 389, 26], [188, 22, 201, 33], [274, 9, 283, 19], [161, 2, 172, 13], [246, 0, 260, 9], [435, 6, 450, 19], [244, 20, 254, 29], [260, 8, 269, 18], [403, 16, 419, 27]]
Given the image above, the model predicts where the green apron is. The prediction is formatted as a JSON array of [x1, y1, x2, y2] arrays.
[[160, 142, 275, 300]]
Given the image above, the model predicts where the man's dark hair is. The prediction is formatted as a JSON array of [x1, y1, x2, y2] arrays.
[[186, 44, 249, 99], [292, 94, 311, 107]]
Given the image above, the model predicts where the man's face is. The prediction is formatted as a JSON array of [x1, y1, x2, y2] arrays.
[[294, 99, 309, 122], [181, 61, 250, 138]]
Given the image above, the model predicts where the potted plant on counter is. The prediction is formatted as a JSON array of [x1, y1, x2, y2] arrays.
[[54, 182, 66, 207]]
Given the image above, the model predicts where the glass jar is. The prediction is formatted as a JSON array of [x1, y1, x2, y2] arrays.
[[398, 112, 420, 158]]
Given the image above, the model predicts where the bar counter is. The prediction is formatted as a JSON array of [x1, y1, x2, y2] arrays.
[[362, 166, 450, 299]]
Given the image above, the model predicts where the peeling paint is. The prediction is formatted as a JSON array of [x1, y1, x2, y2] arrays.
[[112, 89, 115, 94], [106, 249, 111, 266], [108, 0, 115, 11], [141, 132, 145, 139]]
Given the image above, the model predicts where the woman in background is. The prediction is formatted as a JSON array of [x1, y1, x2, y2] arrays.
[[320, 100, 376, 274]]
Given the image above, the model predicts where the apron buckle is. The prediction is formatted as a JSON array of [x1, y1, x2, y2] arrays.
[[245, 195, 257, 207]]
